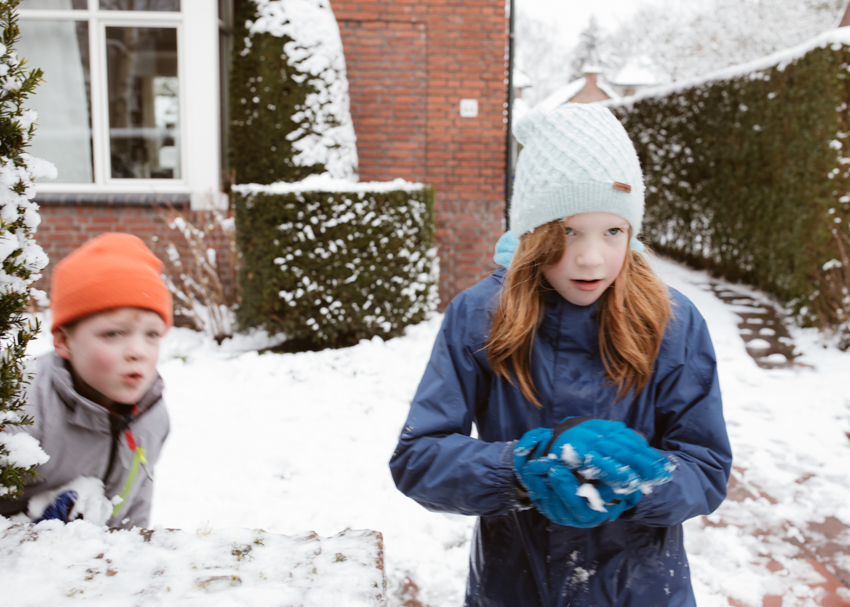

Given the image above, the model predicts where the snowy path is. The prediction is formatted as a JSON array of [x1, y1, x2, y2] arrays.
[[654, 261, 850, 607], [20, 257, 845, 606]]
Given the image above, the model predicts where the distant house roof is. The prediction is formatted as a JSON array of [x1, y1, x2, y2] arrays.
[[580, 63, 604, 74], [611, 62, 659, 87], [536, 75, 619, 111]]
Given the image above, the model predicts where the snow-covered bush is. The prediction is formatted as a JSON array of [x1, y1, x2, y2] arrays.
[[609, 30, 850, 332], [230, 0, 357, 185], [0, 0, 51, 499], [153, 204, 239, 344], [233, 176, 437, 349]]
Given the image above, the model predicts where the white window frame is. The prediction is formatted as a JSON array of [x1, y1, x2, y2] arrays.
[[19, 0, 224, 210]]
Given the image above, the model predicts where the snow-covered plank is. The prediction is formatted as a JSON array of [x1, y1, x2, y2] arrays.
[[0, 519, 386, 606]]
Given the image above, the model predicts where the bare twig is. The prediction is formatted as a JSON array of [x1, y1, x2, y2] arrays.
[[153, 198, 239, 343]]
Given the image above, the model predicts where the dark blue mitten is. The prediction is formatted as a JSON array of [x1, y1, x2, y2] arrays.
[[34, 490, 78, 523], [546, 417, 673, 493], [514, 428, 611, 528]]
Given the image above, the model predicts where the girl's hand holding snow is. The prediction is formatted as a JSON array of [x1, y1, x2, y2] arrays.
[[28, 477, 114, 526], [546, 417, 674, 494], [514, 428, 634, 528]]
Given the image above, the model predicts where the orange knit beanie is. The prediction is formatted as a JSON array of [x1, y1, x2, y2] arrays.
[[50, 233, 173, 332]]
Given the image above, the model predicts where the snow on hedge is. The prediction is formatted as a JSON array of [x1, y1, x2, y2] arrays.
[[233, 176, 438, 347], [0, 519, 386, 606], [0, 153, 52, 298], [246, 0, 358, 181], [607, 27, 850, 108], [232, 175, 426, 195]]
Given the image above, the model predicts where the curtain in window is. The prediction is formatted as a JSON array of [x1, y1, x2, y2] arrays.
[[18, 18, 94, 183]]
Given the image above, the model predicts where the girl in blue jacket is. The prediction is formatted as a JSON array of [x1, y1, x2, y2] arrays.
[[390, 104, 732, 607]]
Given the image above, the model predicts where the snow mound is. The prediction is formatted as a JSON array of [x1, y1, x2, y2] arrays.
[[0, 518, 386, 606]]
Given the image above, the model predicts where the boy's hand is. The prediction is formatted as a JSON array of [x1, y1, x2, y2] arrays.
[[28, 477, 113, 526], [34, 490, 78, 523]]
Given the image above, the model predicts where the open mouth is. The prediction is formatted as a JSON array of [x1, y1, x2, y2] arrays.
[[123, 372, 144, 385], [571, 279, 603, 291]]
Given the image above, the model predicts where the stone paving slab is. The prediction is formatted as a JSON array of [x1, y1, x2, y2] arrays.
[[708, 282, 803, 370], [709, 469, 850, 606]]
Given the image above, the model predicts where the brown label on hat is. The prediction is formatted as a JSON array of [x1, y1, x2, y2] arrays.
[[613, 182, 632, 193]]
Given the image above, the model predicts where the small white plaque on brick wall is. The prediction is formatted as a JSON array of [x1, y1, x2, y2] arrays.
[[459, 99, 478, 118]]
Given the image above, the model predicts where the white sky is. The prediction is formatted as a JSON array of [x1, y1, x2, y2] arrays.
[[516, 0, 673, 48]]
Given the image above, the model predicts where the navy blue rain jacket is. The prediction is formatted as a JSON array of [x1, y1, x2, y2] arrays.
[[390, 269, 732, 607]]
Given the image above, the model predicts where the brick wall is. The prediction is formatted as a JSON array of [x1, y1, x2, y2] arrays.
[[34, 198, 237, 322], [335, 0, 508, 307], [36, 200, 177, 264]]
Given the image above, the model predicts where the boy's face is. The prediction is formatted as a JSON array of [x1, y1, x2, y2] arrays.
[[54, 308, 166, 408], [542, 212, 630, 306]]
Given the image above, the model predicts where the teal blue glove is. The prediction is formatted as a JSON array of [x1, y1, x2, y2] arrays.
[[514, 428, 630, 527], [546, 417, 673, 494]]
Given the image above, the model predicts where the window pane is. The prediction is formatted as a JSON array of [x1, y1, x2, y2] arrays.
[[106, 27, 180, 179], [20, 0, 88, 8], [18, 20, 93, 183], [100, 0, 180, 10]]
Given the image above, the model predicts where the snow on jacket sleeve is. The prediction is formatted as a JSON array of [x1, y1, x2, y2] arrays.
[[389, 284, 522, 517], [624, 292, 733, 527]]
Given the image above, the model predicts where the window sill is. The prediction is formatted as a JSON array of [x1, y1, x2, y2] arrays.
[[33, 191, 190, 206]]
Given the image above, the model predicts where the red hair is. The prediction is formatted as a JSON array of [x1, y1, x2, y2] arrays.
[[487, 220, 671, 407]]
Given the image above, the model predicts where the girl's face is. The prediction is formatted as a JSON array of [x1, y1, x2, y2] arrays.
[[542, 212, 630, 306]]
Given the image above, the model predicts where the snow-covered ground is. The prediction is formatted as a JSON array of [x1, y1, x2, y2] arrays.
[[4, 256, 850, 606]]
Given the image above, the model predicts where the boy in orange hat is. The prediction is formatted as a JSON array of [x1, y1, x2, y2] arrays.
[[0, 233, 172, 529]]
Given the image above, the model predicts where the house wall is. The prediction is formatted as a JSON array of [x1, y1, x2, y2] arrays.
[[32, 0, 507, 313], [334, 0, 508, 307], [34, 197, 184, 299]]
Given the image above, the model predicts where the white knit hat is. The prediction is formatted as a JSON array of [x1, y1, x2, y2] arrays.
[[509, 104, 645, 237]]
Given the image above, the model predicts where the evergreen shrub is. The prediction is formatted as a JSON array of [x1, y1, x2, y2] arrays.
[[233, 181, 438, 348], [609, 35, 850, 330], [230, 0, 357, 185], [0, 0, 51, 499]]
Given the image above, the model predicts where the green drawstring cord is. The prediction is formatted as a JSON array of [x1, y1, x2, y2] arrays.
[[112, 429, 147, 518]]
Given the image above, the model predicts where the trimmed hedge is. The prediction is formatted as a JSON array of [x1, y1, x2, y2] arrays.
[[233, 182, 438, 348], [230, 0, 324, 184], [230, 0, 357, 185], [609, 35, 850, 330]]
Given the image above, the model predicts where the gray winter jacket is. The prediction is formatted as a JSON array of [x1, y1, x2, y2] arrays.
[[0, 352, 170, 529]]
